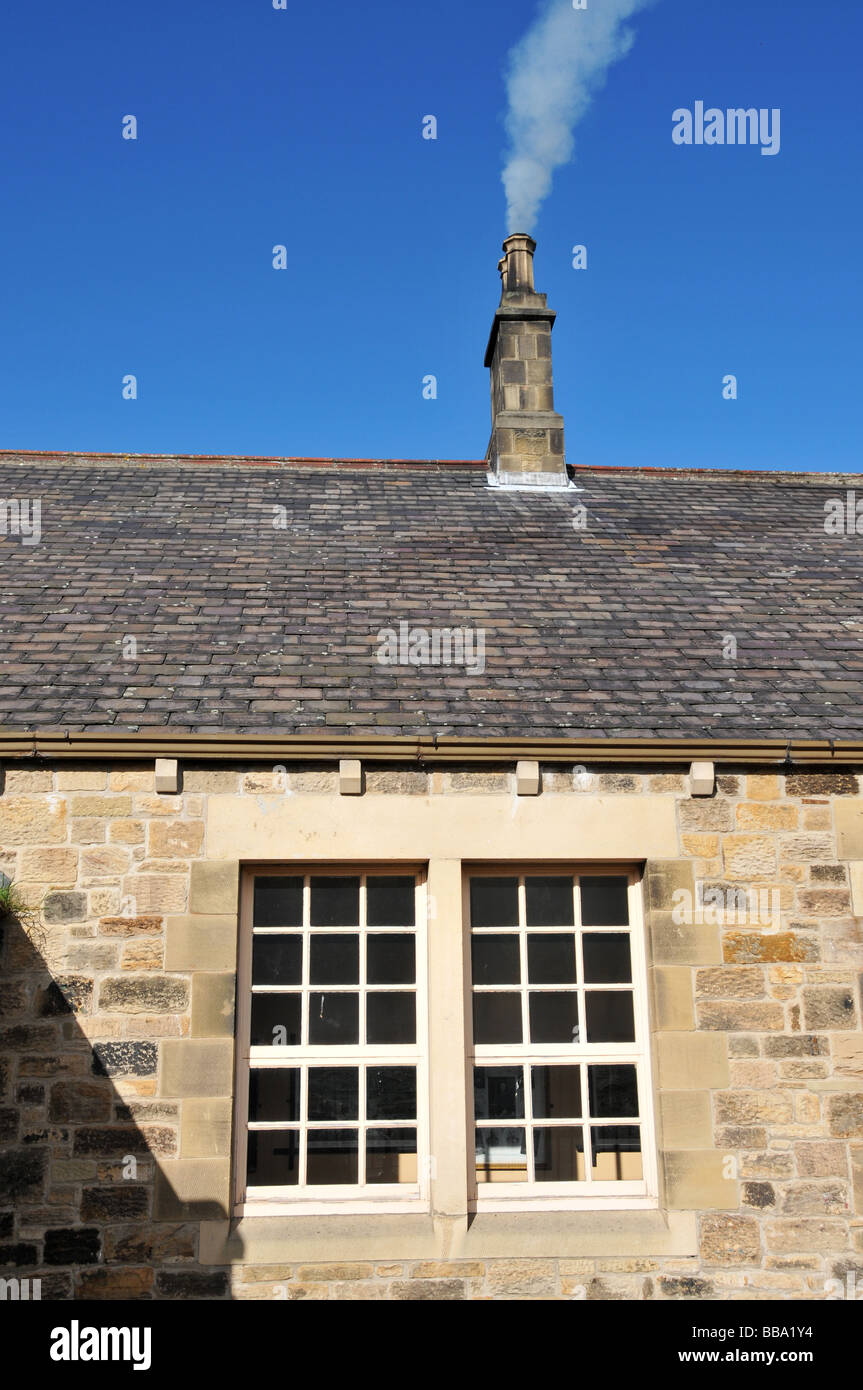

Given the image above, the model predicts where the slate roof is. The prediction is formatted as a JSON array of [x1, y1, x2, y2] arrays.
[[2, 451, 863, 740]]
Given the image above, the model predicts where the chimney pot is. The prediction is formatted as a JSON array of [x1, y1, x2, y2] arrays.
[[498, 233, 537, 295]]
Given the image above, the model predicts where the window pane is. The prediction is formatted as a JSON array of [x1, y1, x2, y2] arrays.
[[367, 1066, 417, 1121], [367, 934, 415, 985], [585, 991, 635, 1043], [471, 934, 520, 985], [306, 1130, 358, 1185], [367, 992, 416, 1044], [475, 1127, 527, 1183], [591, 1125, 643, 1180], [250, 993, 301, 1047], [307, 1067, 359, 1121], [473, 993, 522, 1045], [525, 876, 574, 926], [533, 1127, 585, 1182], [308, 992, 358, 1045], [579, 875, 629, 925], [470, 877, 519, 927], [527, 933, 576, 984], [248, 1068, 300, 1122], [582, 933, 632, 984], [474, 1066, 525, 1120], [310, 876, 360, 926], [366, 1129, 417, 1183], [366, 876, 415, 926], [588, 1064, 639, 1118], [252, 934, 302, 986], [528, 991, 579, 1044], [531, 1065, 582, 1119], [247, 1129, 299, 1186], [309, 934, 359, 985], [253, 876, 303, 928]]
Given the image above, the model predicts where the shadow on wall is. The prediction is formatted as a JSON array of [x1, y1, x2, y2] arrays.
[[0, 911, 237, 1300]]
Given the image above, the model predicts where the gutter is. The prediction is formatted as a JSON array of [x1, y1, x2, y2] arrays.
[[0, 732, 860, 766]]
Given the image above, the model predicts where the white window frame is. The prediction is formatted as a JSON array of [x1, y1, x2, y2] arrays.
[[466, 865, 658, 1213], [234, 864, 430, 1217]]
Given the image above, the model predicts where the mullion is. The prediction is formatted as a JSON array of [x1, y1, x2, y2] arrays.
[[523, 1063, 535, 1182], [358, 1062, 366, 1184], [517, 879, 529, 1045], [302, 877, 310, 1047], [360, 875, 367, 1045]]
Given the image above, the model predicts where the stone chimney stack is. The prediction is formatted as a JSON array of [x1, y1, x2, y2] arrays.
[[484, 234, 567, 488]]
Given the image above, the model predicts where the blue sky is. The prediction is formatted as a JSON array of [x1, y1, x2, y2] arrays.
[[0, 0, 860, 470]]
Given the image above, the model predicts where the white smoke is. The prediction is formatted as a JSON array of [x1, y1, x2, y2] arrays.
[[502, 0, 655, 233]]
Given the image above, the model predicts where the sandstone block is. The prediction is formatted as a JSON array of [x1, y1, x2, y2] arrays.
[[57, 770, 106, 791], [121, 940, 163, 971], [738, 1152, 794, 1180], [181, 1098, 232, 1158], [191, 973, 235, 1038], [109, 769, 156, 792], [388, 1280, 465, 1301], [723, 932, 819, 963], [3, 770, 52, 793], [696, 1001, 784, 1031], [160, 1040, 233, 1098], [828, 1094, 863, 1138], [69, 795, 132, 818], [700, 1214, 761, 1266], [736, 804, 798, 830], [98, 976, 188, 1014], [99, 914, 163, 936], [715, 1091, 793, 1125], [42, 891, 87, 924], [109, 820, 146, 845], [781, 1182, 848, 1216], [189, 861, 239, 915], [652, 966, 694, 1030], [154, 1158, 230, 1219], [148, 821, 205, 858], [723, 835, 776, 879], [81, 847, 131, 879], [0, 797, 67, 845], [660, 1092, 712, 1149], [165, 915, 237, 970], [796, 888, 853, 916], [746, 775, 781, 800], [695, 966, 765, 999], [18, 848, 78, 885], [656, 1033, 729, 1090], [678, 801, 734, 832], [76, 1267, 154, 1299], [483, 1259, 557, 1297], [122, 874, 186, 913], [658, 1156, 733, 1212], [802, 987, 858, 1030], [765, 1218, 849, 1254], [650, 914, 721, 966]]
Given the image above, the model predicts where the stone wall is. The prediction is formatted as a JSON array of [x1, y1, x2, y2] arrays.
[[1, 761, 862, 1300]]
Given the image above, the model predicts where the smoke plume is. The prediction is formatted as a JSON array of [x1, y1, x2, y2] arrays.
[[502, 0, 654, 233]]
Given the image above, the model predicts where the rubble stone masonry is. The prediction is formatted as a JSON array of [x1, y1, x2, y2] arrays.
[[1, 762, 861, 1300]]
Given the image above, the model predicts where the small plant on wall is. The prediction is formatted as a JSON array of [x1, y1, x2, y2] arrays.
[[0, 871, 33, 921]]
